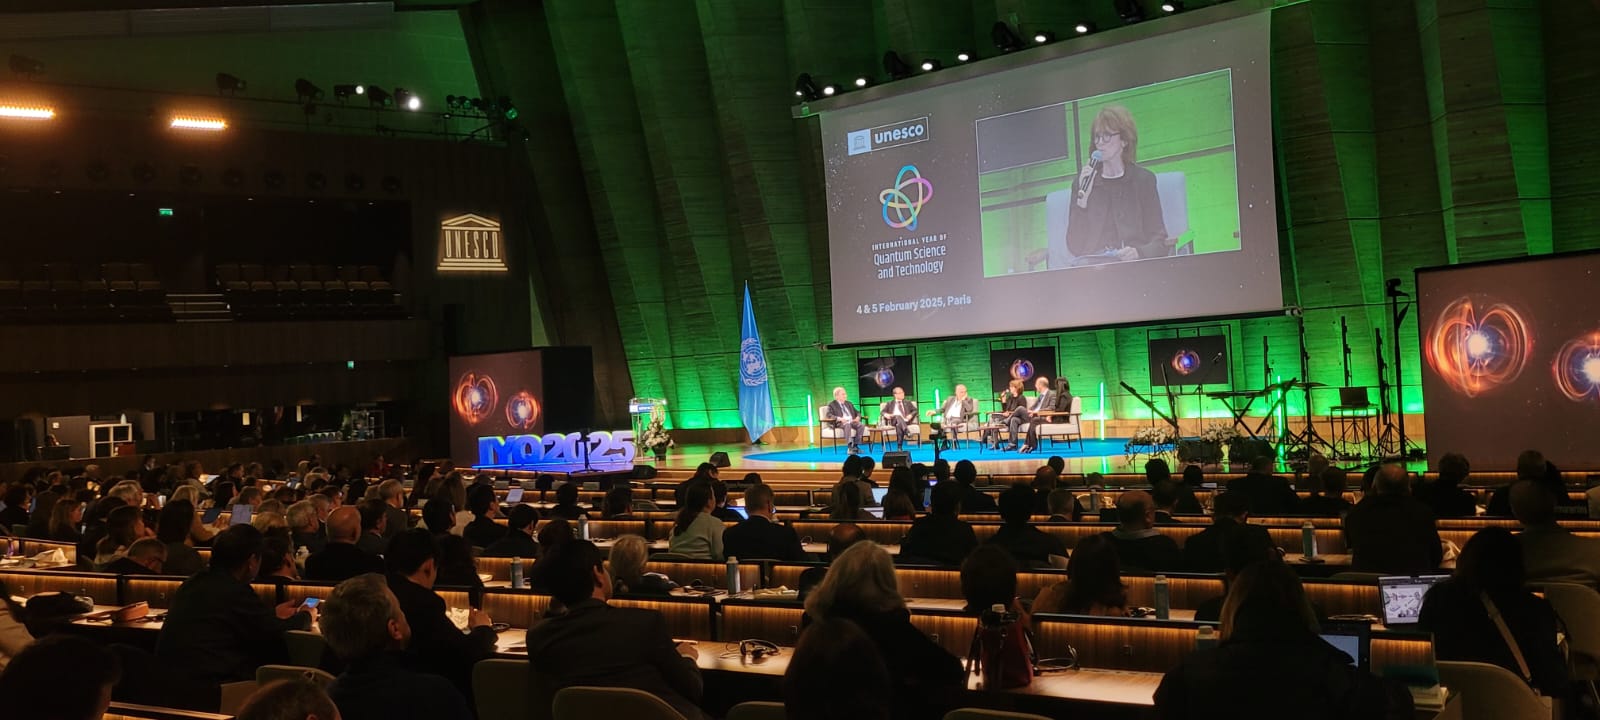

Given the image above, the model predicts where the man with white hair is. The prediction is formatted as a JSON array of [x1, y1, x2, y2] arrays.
[[825, 386, 867, 454], [927, 384, 977, 449], [1343, 462, 1442, 574], [288, 500, 326, 554]]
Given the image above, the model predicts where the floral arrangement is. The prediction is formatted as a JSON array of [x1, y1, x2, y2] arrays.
[[1125, 425, 1177, 465], [641, 406, 674, 456], [1197, 423, 1242, 445]]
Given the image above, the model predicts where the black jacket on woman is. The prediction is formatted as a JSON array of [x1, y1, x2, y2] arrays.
[[1419, 579, 1569, 697], [814, 606, 964, 720]]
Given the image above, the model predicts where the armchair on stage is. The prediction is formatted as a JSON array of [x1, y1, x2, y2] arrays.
[[818, 405, 851, 452], [1025, 395, 1085, 451], [875, 400, 921, 448]]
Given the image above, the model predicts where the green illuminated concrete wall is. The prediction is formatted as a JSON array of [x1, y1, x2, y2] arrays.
[[464, 0, 1599, 438]]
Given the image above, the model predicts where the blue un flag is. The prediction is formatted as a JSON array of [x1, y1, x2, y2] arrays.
[[738, 283, 775, 443]]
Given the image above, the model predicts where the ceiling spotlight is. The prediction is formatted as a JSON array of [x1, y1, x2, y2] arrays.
[[170, 115, 228, 131], [392, 88, 420, 111], [920, 59, 942, 72], [333, 84, 361, 101], [1161, 2, 1186, 12], [992, 22, 1023, 53], [794, 73, 821, 101], [294, 78, 324, 102], [956, 51, 973, 63], [822, 84, 837, 96], [365, 86, 392, 108], [854, 76, 870, 88], [8, 55, 44, 77], [1074, 22, 1097, 34], [1115, 0, 1147, 24], [215, 72, 246, 95], [1035, 31, 1057, 44], [883, 51, 913, 80]]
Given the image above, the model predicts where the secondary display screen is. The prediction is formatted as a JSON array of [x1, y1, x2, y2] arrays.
[[818, 12, 1280, 344]]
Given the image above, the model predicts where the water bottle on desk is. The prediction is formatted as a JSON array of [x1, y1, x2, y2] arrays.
[[578, 515, 590, 541], [1301, 521, 1318, 560], [1195, 625, 1218, 651], [510, 557, 525, 589], [726, 556, 741, 595], [1153, 574, 1170, 620]]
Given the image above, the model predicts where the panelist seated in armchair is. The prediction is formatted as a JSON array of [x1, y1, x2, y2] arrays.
[[997, 376, 1055, 452], [1023, 378, 1080, 453], [982, 379, 1029, 448], [825, 386, 868, 453], [876, 387, 918, 450], [925, 384, 978, 446]]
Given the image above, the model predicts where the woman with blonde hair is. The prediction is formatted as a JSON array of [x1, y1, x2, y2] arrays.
[[608, 535, 675, 596], [804, 542, 963, 720], [1153, 560, 1407, 719], [1063, 104, 1170, 264], [251, 511, 288, 533]]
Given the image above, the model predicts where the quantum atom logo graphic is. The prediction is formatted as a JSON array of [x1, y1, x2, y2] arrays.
[[879, 165, 933, 230]]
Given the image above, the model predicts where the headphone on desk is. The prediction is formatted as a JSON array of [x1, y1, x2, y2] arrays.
[[739, 639, 781, 661]]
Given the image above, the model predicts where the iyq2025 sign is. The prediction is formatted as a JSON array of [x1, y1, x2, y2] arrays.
[[478, 430, 636, 466]]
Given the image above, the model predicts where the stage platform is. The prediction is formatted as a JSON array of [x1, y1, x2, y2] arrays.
[[638, 438, 1177, 477]]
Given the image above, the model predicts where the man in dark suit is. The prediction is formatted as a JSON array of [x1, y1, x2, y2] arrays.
[[355, 498, 390, 556], [525, 539, 708, 720], [985, 484, 1067, 567], [321, 573, 472, 720], [101, 537, 169, 575], [953, 459, 997, 512], [1183, 491, 1275, 573], [1102, 490, 1183, 572], [1343, 463, 1443, 574], [482, 503, 540, 558], [826, 386, 867, 453], [1022, 380, 1075, 453], [1224, 454, 1300, 515], [377, 480, 409, 542], [878, 386, 918, 450], [305, 506, 384, 582], [385, 529, 497, 699], [155, 525, 314, 692], [723, 484, 806, 561], [900, 481, 979, 566], [1004, 376, 1054, 451]]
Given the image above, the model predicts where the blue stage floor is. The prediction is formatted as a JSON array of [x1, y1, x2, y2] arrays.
[[743, 438, 1130, 467]]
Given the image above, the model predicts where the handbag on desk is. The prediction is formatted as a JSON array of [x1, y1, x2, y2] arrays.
[[966, 603, 1035, 690]]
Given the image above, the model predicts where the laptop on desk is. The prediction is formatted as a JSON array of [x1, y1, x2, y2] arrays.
[[1379, 574, 1449, 627], [1318, 620, 1372, 670]]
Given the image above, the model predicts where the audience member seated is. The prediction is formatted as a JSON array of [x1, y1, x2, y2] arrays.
[[1418, 527, 1569, 698], [960, 544, 1021, 613], [321, 573, 472, 720], [986, 484, 1068, 567], [723, 483, 806, 561], [900, 481, 978, 566], [155, 525, 314, 698], [481, 503, 540, 558], [1416, 453, 1477, 518], [1511, 479, 1600, 590], [667, 482, 725, 561], [1150, 480, 1182, 525], [674, 463, 719, 507], [0, 635, 120, 720], [526, 539, 709, 719], [101, 537, 168, 575], [256, 530, 300, 584], [1487, 450, 1558, 516], [93, 504, 152, 570], [432, 530, 485, 592], [22, 486, 57, 539], [829, 480, 875, 521], [0, 484, 29, 529], [1148, 459, 1203, 513], [461, 484, 507, 548], [420, 497, 455, 535], [1033, 534, 1129, 617], [798, 523, 868, 599], [47, 496, 83, 542], [1153, 561, 1411, 719], [783, 617, 893, 720], [355, 498, 390, 556], [547, 482, 591, 522], [384, 529, 495, 700], [1046, 487, 1085, 522], [305, 506, 384, 582], [1344, 463, 1443, 574], [1298, 468, 1352, 517], [157, 500, 206, 577], [287, 500, 326, 555], [952, 459, 997, 512], [880, 490, 916, 521], [710, 480, 743, 522], [1183, 492, 1271, 573], [236, 678, 339, 720], [830, 456, 870, 510], [603, 486, 634, 519], [609, 534, 677, 596], [803, 542, 963, 720], [1193, 520, 1281, 622], [377, 480, 409, 542], [1224, 454, 1299, 515], [0, 582, 32, 668], [1102, 490, 1183, 572]]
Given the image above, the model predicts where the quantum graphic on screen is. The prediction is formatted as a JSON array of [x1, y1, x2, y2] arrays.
[[817, 12, 1280, 345]]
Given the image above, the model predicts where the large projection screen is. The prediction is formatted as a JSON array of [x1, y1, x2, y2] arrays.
[[1417, 251, 1600, 470], [818, 12, 1280, 345]]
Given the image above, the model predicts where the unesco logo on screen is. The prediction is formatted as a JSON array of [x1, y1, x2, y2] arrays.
[[846, 116, 929, 156]]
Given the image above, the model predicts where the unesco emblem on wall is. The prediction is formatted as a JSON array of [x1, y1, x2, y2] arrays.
[[437, 213, 508, 273], [740, 338, 767, 387]]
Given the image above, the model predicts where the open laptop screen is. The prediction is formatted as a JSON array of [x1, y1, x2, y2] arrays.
[[1379, 574, 1448, 626], [1318, 621, 1372, 670]]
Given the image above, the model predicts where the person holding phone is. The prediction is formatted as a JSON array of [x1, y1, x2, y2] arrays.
[[1064, 105, 1170, 264]]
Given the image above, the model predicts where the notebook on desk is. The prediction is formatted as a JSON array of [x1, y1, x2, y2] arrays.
[[1379, 574, 1448, 626]]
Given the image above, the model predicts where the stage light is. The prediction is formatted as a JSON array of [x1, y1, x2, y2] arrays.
[[294, 78, 323, 102], [956, 51, 973, 63], [1114, 0, 1147, 24], [854, 76, 870, 88], [445, 95, 462, 110], [883, 51, 913, 80], [992, 22, 1023, 53], [9, 55, 43, 77], [393, 88, 420, 110], [794, 73, 821, 100], [1161, 2, 1186, 13], [169, 115, 227, 131], [1074, 22, 1096, 34], [215, 72, 246, 95], [822, 84, 837, 96], [920, 59, 942, 72], [333, 84, 360, 100], [365, 86, 392, 108], [1035, 30, 1057, 43], [0, 104, 54, 120], [498, 96, 518, 120]]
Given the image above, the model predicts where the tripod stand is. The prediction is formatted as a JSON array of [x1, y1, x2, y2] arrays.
[[1281, 310, 1332, 465], [1374, 279, 1420, 458]]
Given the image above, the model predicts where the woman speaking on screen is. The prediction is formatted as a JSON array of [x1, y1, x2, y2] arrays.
[[1065, 105, 1170, 264]]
